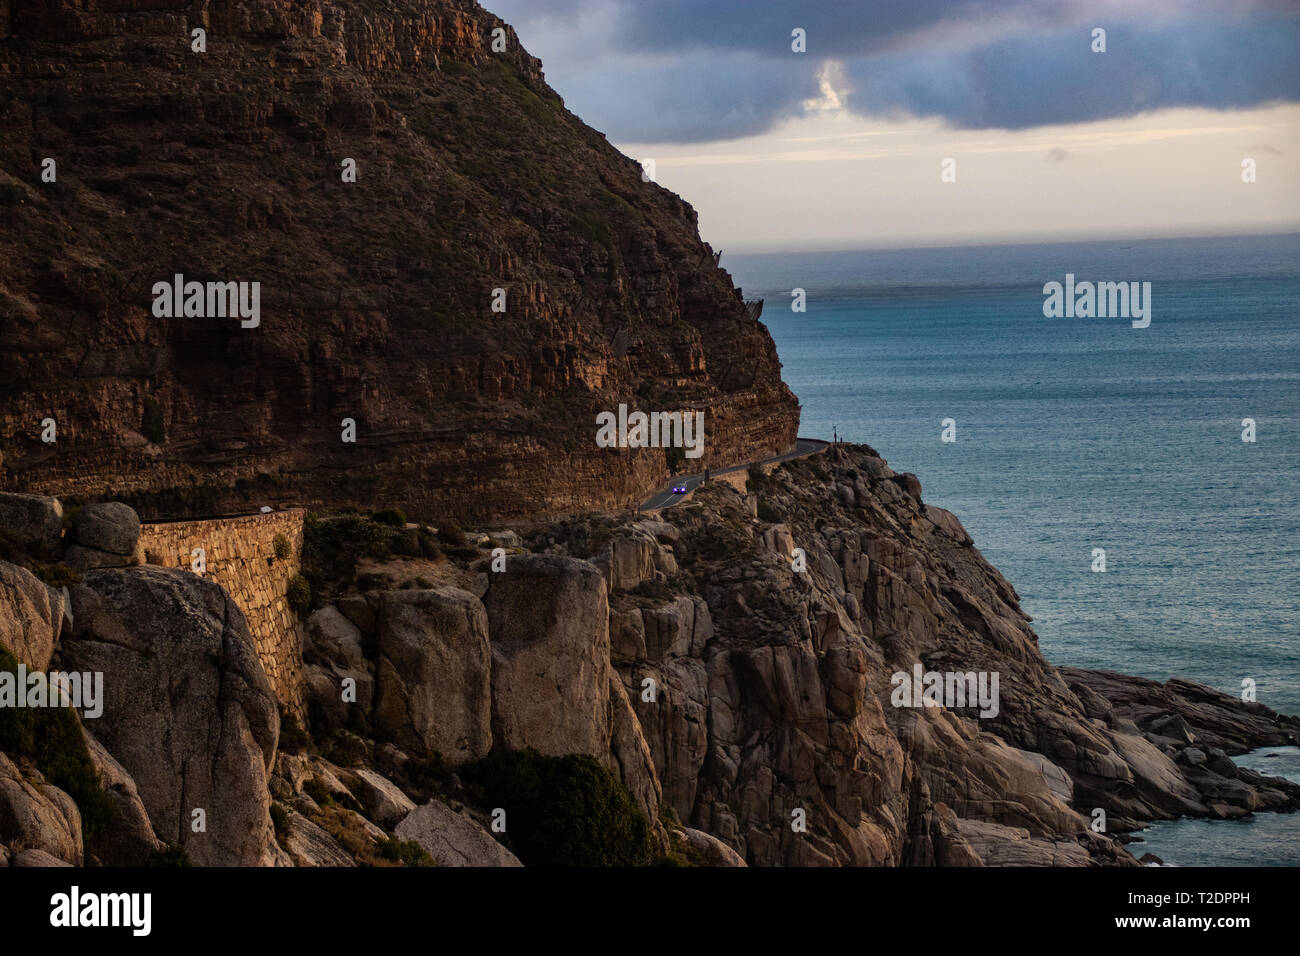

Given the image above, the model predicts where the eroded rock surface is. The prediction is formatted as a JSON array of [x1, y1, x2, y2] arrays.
[[60, 567, 280, 866]]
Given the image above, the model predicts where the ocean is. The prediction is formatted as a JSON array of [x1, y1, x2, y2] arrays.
[[724, 233, 1300, 865]]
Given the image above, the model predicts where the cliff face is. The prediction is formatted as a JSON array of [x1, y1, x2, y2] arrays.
[[2, 447, 1297, 867], [0, 0, 799, 521], [532, 446, 1300, 864]]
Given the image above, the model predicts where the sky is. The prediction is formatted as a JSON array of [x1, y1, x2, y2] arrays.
[[490, 0, 1300, 250]]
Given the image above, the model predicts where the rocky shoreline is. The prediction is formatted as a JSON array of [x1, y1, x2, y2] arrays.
[[1, 443, 1295, 867]]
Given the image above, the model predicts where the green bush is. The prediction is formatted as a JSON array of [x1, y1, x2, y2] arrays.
[[286, 574, 312, 613], [464, 749, 654, 867], [377, 837, 435, 867], [302, 776, 334, 807], [370, 507, 407, 528], [302, 514, 394, 592], [0, 646, 116, 840], [272, 533, 291, 561]]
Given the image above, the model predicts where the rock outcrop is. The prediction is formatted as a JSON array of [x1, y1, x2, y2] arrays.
[[59, 566, 281, 865], [483, 554, 611, 758], [394, 799, 522, 867], [0, 560, 60, 669], [372, 588, 492, 763], [64, 501, 142, 571], [521, 444, 1300, 866], [0, 752, 83, 865], [0, 0, 799, 523]]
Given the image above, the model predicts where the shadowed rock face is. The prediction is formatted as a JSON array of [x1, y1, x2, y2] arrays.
[[0, 0, 799, 522], [60, 566, 281, 866], [372, 587, 492, 762]]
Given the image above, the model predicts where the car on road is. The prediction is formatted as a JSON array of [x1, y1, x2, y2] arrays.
[[671, 485, 687, 494]]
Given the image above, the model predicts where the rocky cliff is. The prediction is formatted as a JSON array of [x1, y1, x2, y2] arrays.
[[0, 0, 799, 522], [2, 445, 1295, 867]]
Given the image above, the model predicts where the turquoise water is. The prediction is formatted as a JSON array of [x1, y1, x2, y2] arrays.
[[724, 234, 1300, 865]]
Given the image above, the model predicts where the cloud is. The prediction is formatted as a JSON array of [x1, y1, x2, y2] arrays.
[[489, 0, 1300, 142], [838, 19, 1300, 130], [1046, 147, 1070, 162]]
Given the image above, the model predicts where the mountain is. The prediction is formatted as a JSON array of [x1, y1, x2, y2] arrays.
[[0, 0, 799, 521]]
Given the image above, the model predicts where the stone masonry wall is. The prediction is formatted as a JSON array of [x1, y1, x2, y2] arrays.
[[139, 510, 307, 719]]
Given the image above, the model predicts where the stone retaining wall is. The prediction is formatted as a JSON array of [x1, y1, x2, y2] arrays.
[[139, 510, 307, 718]]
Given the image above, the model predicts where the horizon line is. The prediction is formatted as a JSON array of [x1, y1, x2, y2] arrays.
[[718, 226, 1300, 258]]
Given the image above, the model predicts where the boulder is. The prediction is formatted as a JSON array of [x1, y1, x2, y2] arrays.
[[372, 588, 492, 763], [0, 753, 83, 864], [303, 606, 374, 733], [65, 502, 141, 571], [61, 567, 279, 866], [394, 800, 522, 867], [483, 554, 611, 757], [72, 502, 140, 556], [0, 560, 60, 669], [680, 827, 747, 866], [349, 768, 416, 828], [64, 544, 135, 572], [284, 810, 355, 867], [335, 594, 377, 637], [895, 472, 923, 503], [0, 493, 63, 554], [598, 534, 657, 591], [13, 848, 73, 867]]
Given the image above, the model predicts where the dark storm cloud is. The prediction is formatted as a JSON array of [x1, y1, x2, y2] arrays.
[[489, 0, 1300, 142], [840, 19, 1300, 130]]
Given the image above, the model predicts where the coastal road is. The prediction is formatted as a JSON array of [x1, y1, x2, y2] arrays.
[[639, 438, 830, 511]]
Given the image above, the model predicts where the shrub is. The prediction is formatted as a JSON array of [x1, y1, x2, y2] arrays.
[[464, 749, 654, 867], [302, 777, 334, 807], [270, 803, 292, 850], [324, 729, 368, 768], [272, 533, 291, 561], [302, 514, 393, 593], [32, 563, 80, 589], [391, 753, 452, 804], [416, 526, 442, 560], [435, 520, 467, 548], [756, 498, 779, 523], [286, 574, 311, 613], [377, 837, 435, 867], [370, 507, 407, 528]]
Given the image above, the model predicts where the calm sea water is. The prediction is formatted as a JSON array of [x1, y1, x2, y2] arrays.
[[725, 234, 1300, 865]]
